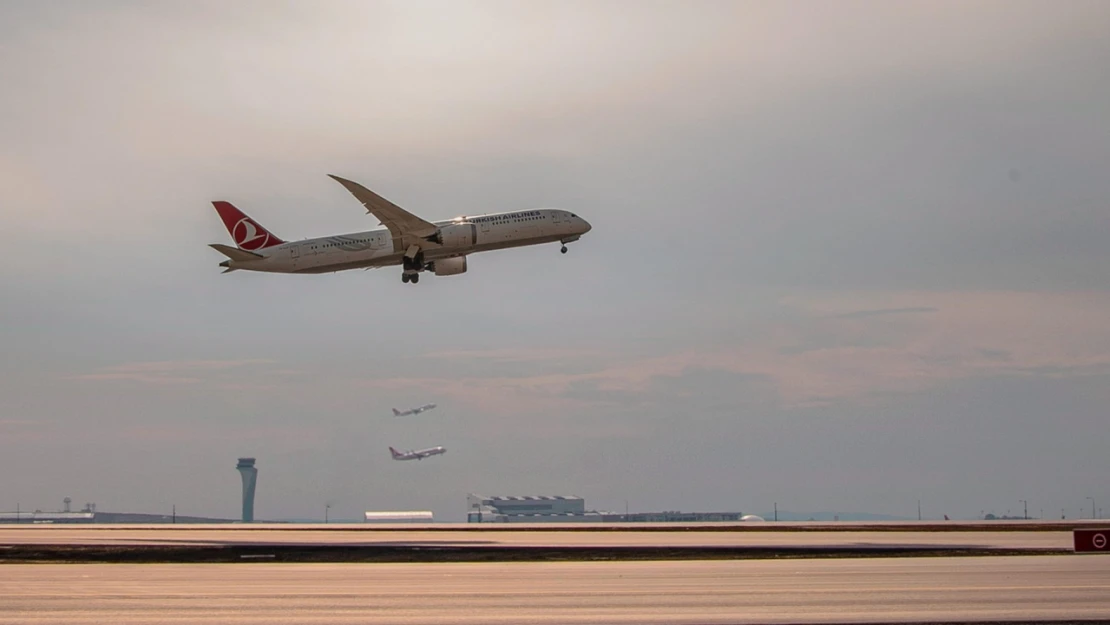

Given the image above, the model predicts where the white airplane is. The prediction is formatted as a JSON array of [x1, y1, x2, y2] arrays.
[[392, 404, 436, 417], [209, 174, 592, 284], [389, 445, 447, 461]]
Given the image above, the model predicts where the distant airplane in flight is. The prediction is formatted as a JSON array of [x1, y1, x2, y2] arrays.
[[389, 446, 447, 461], [392, 404, 437, 417], [209, 174, 592, 284]]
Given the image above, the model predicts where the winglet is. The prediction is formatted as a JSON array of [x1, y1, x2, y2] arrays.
[[327, 175, 377, 218], [327, 174, 439, 238]]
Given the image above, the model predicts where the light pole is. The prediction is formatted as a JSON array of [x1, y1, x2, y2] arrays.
[[325, 503, 331, 524], [1087, 497, 1095, 519], [774, 502, 778, 522], [917, 499, 921, 521], [1019, 500, 1028, 520]]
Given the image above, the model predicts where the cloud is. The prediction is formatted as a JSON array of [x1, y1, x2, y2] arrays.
[[826, 307, 938, 319], [72, 359, 276, 385], [361, 290, 1110, 411], [119, 423, 325, 447], [0, 418, 56, 445], [0, 419, 49, 428], [422, 348, 607, 363]]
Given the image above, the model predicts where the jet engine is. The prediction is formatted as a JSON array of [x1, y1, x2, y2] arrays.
[[431, 256, 468, 276], [429, 223, 475, 248]]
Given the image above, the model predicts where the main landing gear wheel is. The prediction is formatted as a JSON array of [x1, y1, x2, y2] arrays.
[[402, 273, 410, 283], [411, 273, 420, 284], [561, 245, 568, 254]]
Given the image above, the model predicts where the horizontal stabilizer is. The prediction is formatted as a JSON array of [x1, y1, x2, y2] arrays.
[[209, 244, 264, 262]]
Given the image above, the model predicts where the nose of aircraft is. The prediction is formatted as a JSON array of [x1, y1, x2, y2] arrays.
[[580, 217, 592, 234]]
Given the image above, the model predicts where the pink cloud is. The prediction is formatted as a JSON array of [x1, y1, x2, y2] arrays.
[[0, 419, 56, 445], [71, 372, 203, 385], [363, 291, 1110, 412], [70, 359, 277, 386], [119, 423, 325, 447], [422, 347, 609, 363]]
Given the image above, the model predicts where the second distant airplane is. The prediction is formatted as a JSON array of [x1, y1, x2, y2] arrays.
[[390, 446, 447, 461], [392, 403, 436, 417]]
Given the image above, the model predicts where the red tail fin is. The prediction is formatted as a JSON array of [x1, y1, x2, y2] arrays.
[[212, 201, 285, 251]]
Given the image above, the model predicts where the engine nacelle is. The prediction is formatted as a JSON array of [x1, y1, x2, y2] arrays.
[[430, 223, 475, 248], [431, 256, 468, 276]]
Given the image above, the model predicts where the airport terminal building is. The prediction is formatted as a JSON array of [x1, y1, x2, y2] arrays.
[[466, 494, 745, 523], [467, 494, 602, 523], [0, 511, 95, 524], [610, 511, 747, 522], [363, 511, 434, 523]]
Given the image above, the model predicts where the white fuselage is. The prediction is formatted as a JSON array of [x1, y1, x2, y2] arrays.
[[225, 209, 591, 274]]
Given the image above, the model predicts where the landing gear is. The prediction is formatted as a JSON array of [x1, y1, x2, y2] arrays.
[[559, 235, 580, 254], [402, 249, 426, 285]]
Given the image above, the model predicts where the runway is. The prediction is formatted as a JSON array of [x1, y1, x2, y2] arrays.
[[2, 556, 1107, 624], [0, 524, 1074, 550]]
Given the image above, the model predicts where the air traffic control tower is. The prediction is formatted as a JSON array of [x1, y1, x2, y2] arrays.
[[236, 457, 258, 522]]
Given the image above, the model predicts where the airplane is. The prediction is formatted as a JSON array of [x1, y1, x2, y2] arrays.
[[209, 174, 592, 284], [392, 404, 436, 417], [389, 446, 447, 461]]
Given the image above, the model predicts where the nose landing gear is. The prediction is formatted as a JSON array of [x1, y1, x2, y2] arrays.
[[559, 234, 581, 255]]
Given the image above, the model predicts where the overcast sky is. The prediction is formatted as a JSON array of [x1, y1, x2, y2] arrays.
[[2, 0, 1109, 522]]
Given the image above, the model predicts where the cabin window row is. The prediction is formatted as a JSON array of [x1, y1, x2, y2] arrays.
[[310, 238, 375, 250]]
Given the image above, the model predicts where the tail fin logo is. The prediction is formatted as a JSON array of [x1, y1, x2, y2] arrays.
[[212, 201, 284, 251], [233, 218, 271, 251]]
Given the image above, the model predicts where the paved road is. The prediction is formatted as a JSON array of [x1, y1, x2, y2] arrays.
[[0, 525, 1073, 550], [1, 556, 1106, 624]]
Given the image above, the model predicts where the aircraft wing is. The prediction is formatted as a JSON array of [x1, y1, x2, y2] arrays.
[[328, 175, 439, 241]]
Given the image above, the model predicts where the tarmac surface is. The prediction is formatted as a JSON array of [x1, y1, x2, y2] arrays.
[[2, 556, 1108, 624]]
